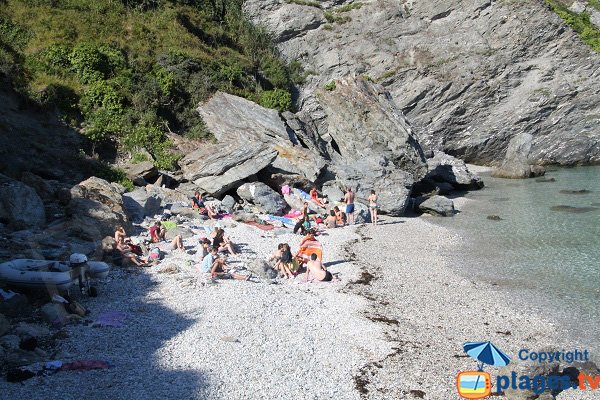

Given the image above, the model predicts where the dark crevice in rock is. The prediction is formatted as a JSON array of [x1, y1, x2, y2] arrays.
[[329, 136, 342, 156], [430, 9, 451, 22]]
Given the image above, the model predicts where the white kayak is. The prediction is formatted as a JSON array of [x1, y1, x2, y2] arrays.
[[0, 259, 110, 292]]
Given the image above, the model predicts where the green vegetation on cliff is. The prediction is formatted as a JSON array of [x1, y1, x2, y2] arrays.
[[0, 0, 300, 169], [545, 0, 600, 53]]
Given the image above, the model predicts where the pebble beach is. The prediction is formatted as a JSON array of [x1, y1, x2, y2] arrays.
[[0, 206, 595, 399]]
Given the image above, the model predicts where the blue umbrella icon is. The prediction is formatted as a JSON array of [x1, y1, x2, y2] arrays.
[[464, 341, 511, 371]]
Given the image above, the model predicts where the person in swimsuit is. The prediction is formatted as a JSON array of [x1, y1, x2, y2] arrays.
[[333, 206, 344, 226], [344, 187, 355, 225], [305, 253, 332, 282], [368, 190, 378, 225], [309, 187, 324, 207], [270, 243, 295, 279], [191, 191, 205, 210], [201, 247, 249, 280], [325, 210, 337, 229], [150, 221, 184, 250], [116, 236, 149, 267], [211, 228, 237, 255]]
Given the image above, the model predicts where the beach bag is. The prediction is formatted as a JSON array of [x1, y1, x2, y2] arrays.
[[149, 247, 162, 260]]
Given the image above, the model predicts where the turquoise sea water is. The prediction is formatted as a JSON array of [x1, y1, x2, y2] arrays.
[[433, 166, 600, 348]]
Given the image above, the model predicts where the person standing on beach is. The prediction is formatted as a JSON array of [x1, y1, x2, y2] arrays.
[[344, 187, 355, 225], [368, 190, 378, 225]]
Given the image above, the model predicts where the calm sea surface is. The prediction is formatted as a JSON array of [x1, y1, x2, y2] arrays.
[[432, 166, 600, 348]]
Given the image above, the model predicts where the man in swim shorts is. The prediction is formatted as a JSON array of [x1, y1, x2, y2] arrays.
[[305, 253, 332, 282], [344, 187, 355, 225]]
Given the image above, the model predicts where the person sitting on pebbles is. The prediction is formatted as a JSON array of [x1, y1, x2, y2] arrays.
[[325, 210, 337, 229], [310, 186, 325, 207], [149, 221, 184, 251], [269, 243, 295, 279], [305, 253, 333, 282], [211, 228, 237, 256], [198, 237, 211, 259], [116, 236, 149, 267], [200, 247, 249, 280]]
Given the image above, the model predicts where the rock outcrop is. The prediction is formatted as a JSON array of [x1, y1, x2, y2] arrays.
[[244, 0, 600, 166], [418, 195, 455, 217], [237, 182, 287, 215], [66, 177, 130, 241], [181, 92, 325, 196], [0, 174, 45, 230]]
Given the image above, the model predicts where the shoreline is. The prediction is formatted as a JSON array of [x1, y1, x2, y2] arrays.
[[345, 213, 597, 399]]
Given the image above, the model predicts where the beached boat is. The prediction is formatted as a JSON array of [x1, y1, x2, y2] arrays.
[[0, 255, 109, 294]]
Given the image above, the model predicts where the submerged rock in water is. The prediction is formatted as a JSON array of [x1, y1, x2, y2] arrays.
[[487, 215, 502, 221], [550, 205, 598, 213], [559, 189, 592, 195], [535, 177, 556, 183]]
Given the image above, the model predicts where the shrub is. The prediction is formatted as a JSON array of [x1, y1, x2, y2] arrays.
[[324, 80, 336, 91], [96, 163, 135, 192], [259, 89, 292, 112]]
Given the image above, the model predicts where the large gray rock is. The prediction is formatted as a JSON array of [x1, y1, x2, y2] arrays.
[[123, 187, 163, 222], [220, 195, 237, 213], [317, 77, 427, 178], [426, 151, 483, 189], [182, 141, 278, 196], [418, 195, 455, 217], [246, 258, 278, 280], [0, 174, 45, 229], [67, 177, 130, 241], [492, 133, 534, 179], [245, 0, 600, 166], [0, 292, 30, 317], [237, 182, 287, 215], [170, 203, 202, 219], [123, 161, 158, 186], [334, 159, 415, 216], [181, 92, 326, 195], [244, 2, 324, 42]]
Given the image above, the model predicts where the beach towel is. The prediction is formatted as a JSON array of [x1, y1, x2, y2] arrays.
[[245, 221, 275, 231], [294, 188, 311, 201], [161, 220, 177, 230], [296, 240, 323, 263], [284, 210, 302, 218], [267, 215, 296, 226]]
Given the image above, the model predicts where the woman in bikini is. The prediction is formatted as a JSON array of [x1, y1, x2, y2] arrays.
[[368, 189, 378, 225], [333, 206, 344, 226]]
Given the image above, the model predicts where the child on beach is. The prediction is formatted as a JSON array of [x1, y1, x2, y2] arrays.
[[305, 253, 332, 282], [368, 190, 378, 225]]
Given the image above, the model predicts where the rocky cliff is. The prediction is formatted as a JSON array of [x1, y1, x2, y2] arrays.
[[245, 0, 600, 166]]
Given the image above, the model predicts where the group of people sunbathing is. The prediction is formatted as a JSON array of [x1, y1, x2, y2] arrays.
[[114, 221, 185, 267]]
